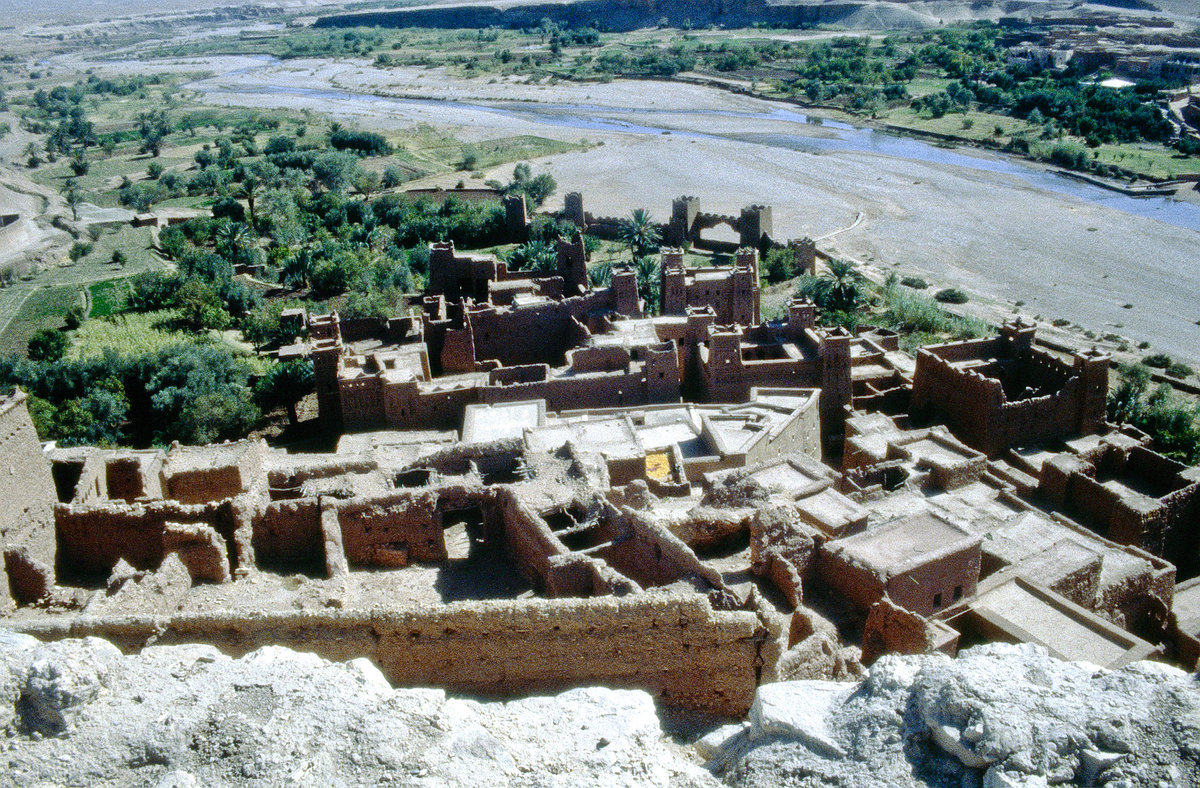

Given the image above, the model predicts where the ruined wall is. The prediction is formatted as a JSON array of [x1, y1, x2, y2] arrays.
[[254, 499, 324, 574], [0, 392, 57, 608], [861, 598, 958, 664], [597, 510, 725, 590], [11, 593, 774, 716], [55, 499, 237, 584], [334, 490, 447, 568], [494, 489, 570, 588]]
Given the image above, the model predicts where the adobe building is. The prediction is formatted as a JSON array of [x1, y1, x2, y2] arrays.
[[426, 239, 588, 304], [819, 511, 983, 618], [3, 392, 791, 716], [660, 246, 760, 326], [1038, 437, 1200, 578], [12, 190, 1200, 707], [910, 319, 1110, 457]]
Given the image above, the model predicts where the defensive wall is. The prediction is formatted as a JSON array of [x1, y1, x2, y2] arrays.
[[911, 321, 1109, 456], [8, 593, 779, 716]]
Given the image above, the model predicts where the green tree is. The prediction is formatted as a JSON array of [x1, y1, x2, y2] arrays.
[[138, 344, 259, 444], [761, 248, 794, 284], [505, 239, 556, 272], [63, 181, 82, 222], [312, 150, 363, 193], [28, 329, 70, 362], [33, 390, 127, 447], [795, 260, 867, 325], [135, 109, 170, 157], [174, 278, 231, 331], [619, 208, 661, 261], [69, 148, 89, 176], [633, 256, 661, 314], [68, 241, 93, 262], [281, 247, 316, 290], [255, 360, 315, 425]]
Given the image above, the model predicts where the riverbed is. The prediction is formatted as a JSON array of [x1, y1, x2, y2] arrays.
[[90, 55, 1200, 365]]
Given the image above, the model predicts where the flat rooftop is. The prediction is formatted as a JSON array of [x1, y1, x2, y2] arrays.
[[462, 401, 545, 444], [829, 511, 979, 576], [967, 576, 1156, 667]]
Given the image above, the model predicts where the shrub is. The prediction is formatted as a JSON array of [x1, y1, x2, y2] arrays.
[[935, 287, 969, 304], [900, 276, 927, 289], [126, 270, 181, 311], [28, 329, 70, 362], [329, 128, 391, 156], [68, 241, 93, 262], [761, 248, 794, 284], [1165, 362, 1193, 379], [1143, 353, 1172, 369]]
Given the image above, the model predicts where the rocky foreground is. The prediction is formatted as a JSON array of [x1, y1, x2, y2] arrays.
[[1, 632, 1198, 788]]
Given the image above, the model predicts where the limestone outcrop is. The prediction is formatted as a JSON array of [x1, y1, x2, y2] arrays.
[[3, 635, 1198, 788], [0, 631, 718, 787], [712, 643, 1200, 788]]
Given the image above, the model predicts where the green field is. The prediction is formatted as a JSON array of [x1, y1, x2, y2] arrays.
[[0, 285, 83, 356]]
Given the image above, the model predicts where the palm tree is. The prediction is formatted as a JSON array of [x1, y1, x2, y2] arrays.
[[506, 240, 556, 273], [633, 255, 661, 314], [588, 260, 613, 289], [239, 173, 260, 229], [215, 221, 251, 263], [62, 181, 81, 222], [819, 259, 864, 313], [282, 247, 315, 289], [619, 208, 661, 261]]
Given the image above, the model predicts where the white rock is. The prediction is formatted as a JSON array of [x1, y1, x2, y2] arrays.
[[694, 722, 749, 760], [749, 679, 851, 758]]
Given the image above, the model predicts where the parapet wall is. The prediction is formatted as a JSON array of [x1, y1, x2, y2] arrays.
[[10, 593, 775, 716]]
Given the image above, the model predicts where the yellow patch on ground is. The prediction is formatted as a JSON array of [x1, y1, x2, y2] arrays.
[[645, 450, 672, 481]]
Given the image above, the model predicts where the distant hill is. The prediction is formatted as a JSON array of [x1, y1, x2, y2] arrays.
[[314, 0, 947, 32]]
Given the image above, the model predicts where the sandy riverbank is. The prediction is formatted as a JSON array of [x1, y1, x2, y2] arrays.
[[21, 52, 1200, 366]]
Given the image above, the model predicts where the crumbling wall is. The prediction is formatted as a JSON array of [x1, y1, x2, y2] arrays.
[[254, 499, 325, 574], [10, 593, 774, 716], [0, 392, 57, 609], [55, 499, 236, 584], [334, 490, 447, 568], [861, 598, 957, 664], [494, 488, 569, 587], [597, 509, 724, 590], [750, 506, 818, 608]]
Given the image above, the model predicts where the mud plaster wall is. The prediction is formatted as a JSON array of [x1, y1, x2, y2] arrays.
[[11, 594, 774, 716], [861, 598, 948, 664], [0, 393, 57, 607], [469, 289, 620, 367], [598, 510, 725, 590], [254, 499, 324, 572], [912, 346, 1097, 456], [333, 490, 447, 568], [495, 489, 569, 588], [55, 500, 238, 583]]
